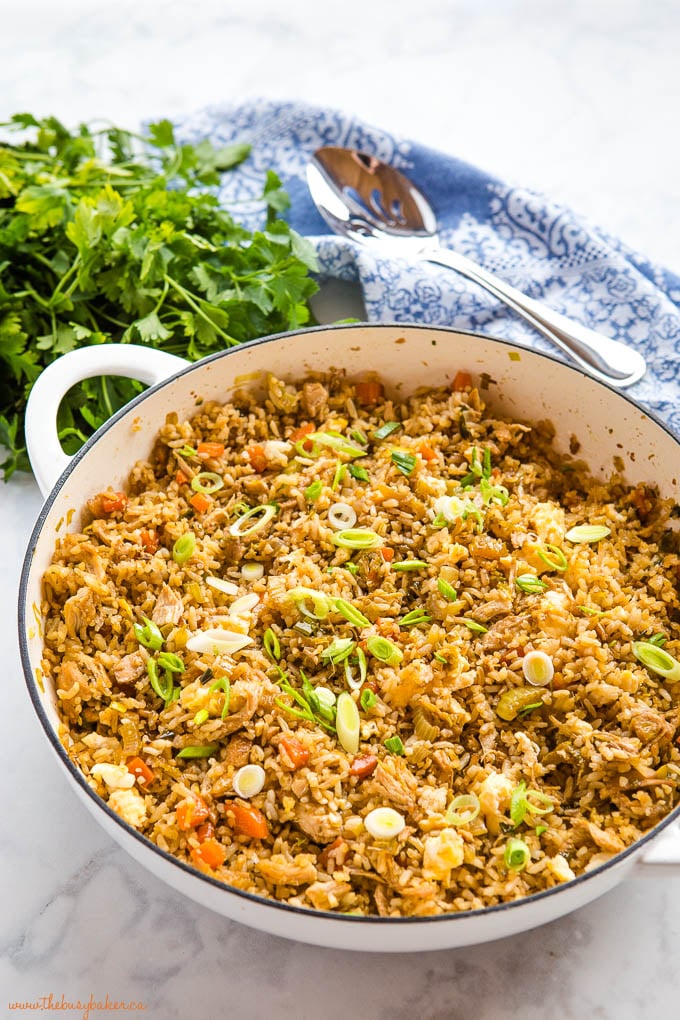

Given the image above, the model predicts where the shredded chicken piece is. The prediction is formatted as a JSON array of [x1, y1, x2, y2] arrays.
[[257, 853, 318, 886], [366, 758, 418, 812], [305, 879, 353, 911], [301, 381, 329, 418], [151, 584, 184, 627], [223, 734, 252, 767], [63, 586, 97, 640], [111, 651, 146, 688], [294, 803, 343, 844]]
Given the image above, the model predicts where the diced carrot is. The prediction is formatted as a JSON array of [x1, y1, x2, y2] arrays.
[[196, 822, 215, 843], [349, 754, 378, 778], [290, 423, 316, 452], [190, 492, 211, 514], [191, 838, 227, 869], [380, 547, 394, 562], [451, 370, 472, 391], [279, 735, 310, 770], [126, 756, 155, 786], [140, 529, 158, 554], [176, 794, 210, 831], [228, 801, 269, 839], [101, 491, 127, 514], [247, 444, 267, 473], [418, 442, 437, 461], [176, 470, 188, 486], [354, 380, 384, 405], [197, 441, 225, 459]]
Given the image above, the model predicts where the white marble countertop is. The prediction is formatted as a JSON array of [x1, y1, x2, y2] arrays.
[[2, 2, 680, 1017]]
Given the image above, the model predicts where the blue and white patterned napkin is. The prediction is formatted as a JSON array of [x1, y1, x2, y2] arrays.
[[175, 99, 680, 431]]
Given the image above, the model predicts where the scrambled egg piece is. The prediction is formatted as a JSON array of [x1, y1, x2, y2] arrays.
[[546, 854, 576, 883], [90, 763, 135, 791], [476, 771, 514, 835], [108, 788, 148, 828], [422, 829, 465, 880]]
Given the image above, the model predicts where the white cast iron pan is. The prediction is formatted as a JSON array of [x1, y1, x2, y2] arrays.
[[18, 323, 680, 952]]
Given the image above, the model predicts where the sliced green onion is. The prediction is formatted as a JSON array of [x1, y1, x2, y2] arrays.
[[648, 632, 667, 647], [360, 687, 376, 711], [307, 431, 368, 460], [336, 692, 360, 754], [384, 735, 405, 756], [431, 512, 448, 529], [535, 825, 548, 837], [288, 586, 332, 621], [515, 574, 548, 594], [579, 605, 608, 617], [240, 562, 264, 582], [176, 743, 220, 759], [321, 637, 356, 665], [172, 532, 196, 565], [510, 781, 554, 827], [445, 793, 480, 827], [348, 464, 369, 482], [437, 577, 458, 602], [522, 649, 554, 686], [565, 524, 611, 543], [517, 700, 543, 718], [294, 620, 314, 637], [156, 651, 185, 673], [504, 837, 531, 871], [372, 421, 401, 441], [294, 437, 322, 458], [190, 471, 224, 495], [147, 657, 173, 702], [366, 635, 403, 666], [632, 641, 680, 683], [391, 449, 417, 476], [392, 559, 427, 571], [176, 444, 197, 458], [434, 652, 448, 664], [349, 429, 367, 446], [193, 708, 209, 726], [479, 477, 509, 507], [536, 544, 568, 571], [332, 528, 382, 550], [209, 676, 231, 719], [335, 598, 370, 628], [314, 685, 337, 712], [304, 479, 323, 502], [263, 627, 281, 662], [133, 616, 163, 651], [186, 629, 253, 655], [232, 763, 266, 799], [463, 619, 487, 633], [364, 806, 405, 839], [206, 575, 240, 595], [229, 503, 277, 537], [331, 461, 346, 491], [399, 608, 432, 627], [328, 502, 357, 530], [345, 647, 368, 691]]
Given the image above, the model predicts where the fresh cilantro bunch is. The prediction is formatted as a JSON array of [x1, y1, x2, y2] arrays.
[[0, 113, 319, 479]]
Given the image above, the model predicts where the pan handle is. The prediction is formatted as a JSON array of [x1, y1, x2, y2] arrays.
[[25, 344, 189, 497], [636, 822, 680, 875]]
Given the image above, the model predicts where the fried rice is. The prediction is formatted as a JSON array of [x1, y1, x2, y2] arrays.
[[39, 369, 680, 917]]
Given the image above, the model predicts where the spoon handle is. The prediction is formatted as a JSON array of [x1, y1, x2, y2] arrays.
[[424, 247, 646, 387]]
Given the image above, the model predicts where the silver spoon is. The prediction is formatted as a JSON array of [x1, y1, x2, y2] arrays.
[[306, 146, 646, 388]]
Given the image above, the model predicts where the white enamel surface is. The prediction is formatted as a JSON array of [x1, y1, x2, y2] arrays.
[[19, 324, 680, 954]]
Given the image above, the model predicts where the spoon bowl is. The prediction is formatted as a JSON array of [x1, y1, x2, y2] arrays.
[[307, 146, 647, 388]]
